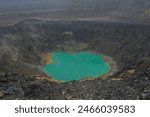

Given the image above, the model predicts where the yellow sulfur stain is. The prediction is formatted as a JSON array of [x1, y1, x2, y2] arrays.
[[40, 53, 53, 64]]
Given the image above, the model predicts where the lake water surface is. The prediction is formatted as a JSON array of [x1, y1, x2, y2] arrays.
[[43, 52, 110, 81]]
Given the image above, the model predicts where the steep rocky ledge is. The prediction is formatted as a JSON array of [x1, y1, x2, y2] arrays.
[[0, 19, 150, 99]]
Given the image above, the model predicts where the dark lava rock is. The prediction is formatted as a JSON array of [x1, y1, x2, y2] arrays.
[[0, 90, 4, 98]]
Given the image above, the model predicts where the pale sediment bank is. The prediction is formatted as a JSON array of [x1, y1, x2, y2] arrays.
[[34, 75, 64, 84]]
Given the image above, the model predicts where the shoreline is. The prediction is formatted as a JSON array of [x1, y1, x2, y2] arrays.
[[101, 54, 118, 77], [39, 53, 65, 83], [40, 52, 118, 82]]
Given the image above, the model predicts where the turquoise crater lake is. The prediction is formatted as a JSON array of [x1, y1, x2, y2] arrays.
[[42, 52, 110, 81]]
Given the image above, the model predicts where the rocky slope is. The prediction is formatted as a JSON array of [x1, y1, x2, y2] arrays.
[[0, 19, 150, 99]]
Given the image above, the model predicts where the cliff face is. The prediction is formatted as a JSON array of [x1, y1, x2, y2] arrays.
[[0, 19, 150, 99]]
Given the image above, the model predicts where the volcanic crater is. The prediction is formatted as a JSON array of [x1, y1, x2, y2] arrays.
[[0, 19, 150, 99]]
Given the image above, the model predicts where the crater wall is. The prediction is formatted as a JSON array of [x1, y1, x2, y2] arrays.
[[0, 19, 149, 75]]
